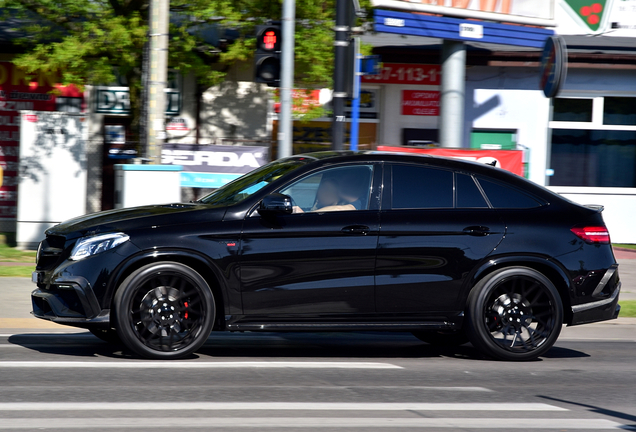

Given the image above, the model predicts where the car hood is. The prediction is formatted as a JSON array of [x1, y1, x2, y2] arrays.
[[46, 203, 226, 240]]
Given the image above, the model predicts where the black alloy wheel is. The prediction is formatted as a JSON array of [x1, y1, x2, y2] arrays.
[[114, 262, 215, 359], [466, 267, 563, 361]]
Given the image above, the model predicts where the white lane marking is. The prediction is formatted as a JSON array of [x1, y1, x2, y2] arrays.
[[0, 361, 402, 369], [0, 402, 567, 411], [0, 417, 623, 429]]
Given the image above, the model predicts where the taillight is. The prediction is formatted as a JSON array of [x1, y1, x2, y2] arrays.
[[571, 226, 610, 244]]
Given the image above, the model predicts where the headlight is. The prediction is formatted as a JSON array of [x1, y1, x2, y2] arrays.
[[69, 233, 130, 261]]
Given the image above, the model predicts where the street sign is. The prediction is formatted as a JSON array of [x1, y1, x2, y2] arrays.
[[539, 36, 568, 98]]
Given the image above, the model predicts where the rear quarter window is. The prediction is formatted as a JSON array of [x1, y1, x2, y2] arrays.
[[477, 177, 544, 209]]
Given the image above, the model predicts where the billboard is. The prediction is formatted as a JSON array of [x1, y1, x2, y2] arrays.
[[161, 144, 269, 188], [0, 62, 83, 221], [372, 0, 555, 27], [556, 0, 636, 37]]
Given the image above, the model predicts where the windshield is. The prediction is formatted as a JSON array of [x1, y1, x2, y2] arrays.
[[198, 158, 309, 206]]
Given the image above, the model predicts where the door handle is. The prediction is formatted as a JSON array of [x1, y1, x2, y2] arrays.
[[463, 226, 491, 236], [341, 225, 370, 235]]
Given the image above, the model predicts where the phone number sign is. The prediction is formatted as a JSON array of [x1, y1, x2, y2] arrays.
[[362, 63, 440, 85]]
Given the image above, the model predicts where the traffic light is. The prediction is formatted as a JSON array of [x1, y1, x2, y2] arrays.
[[254, 24, 281, 87]]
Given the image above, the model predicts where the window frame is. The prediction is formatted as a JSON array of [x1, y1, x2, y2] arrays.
[[274, 162, 380, 214]]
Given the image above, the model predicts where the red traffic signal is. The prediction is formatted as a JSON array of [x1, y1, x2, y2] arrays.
[[257, 26, 281, 52], [255, 24, 281, 87]]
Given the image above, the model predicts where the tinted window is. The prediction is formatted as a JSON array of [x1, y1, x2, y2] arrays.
[[477, 178, 542, 209], [392, 165, 453, 209], [280, 165, 373, 212], [553, 98, 592, 122], [603, 97, 636, 126], [456, 173, 489, 208]]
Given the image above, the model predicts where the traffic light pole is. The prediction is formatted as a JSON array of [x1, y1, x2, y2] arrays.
[[278, 0, 295, 159], [332, 0, 349, 151]]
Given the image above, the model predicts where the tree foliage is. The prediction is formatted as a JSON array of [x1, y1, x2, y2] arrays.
[[0, 0, 372, 137]]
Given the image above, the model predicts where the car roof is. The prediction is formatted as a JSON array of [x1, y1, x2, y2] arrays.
[[286, 150, 562, 205]]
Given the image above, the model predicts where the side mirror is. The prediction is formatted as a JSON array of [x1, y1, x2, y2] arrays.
[[258, 193, 293, 215]]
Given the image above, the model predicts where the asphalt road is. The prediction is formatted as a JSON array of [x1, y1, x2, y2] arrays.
[[0, 258, 633, 431]]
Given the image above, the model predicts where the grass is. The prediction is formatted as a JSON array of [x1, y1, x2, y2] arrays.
[[614, 244, 636, 250], [619, 300, 636, 318], [0, 266, 34, 278], [0, 244, 36, 263]]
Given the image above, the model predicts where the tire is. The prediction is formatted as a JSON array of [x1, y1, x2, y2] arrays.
[[114, 262, 215, 359], [465, 266, 563, 361], [89, 328, 122, 345], [412, 330, 469, 347]]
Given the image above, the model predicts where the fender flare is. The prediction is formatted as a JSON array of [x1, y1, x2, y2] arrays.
[[104, 248, 234, 320]]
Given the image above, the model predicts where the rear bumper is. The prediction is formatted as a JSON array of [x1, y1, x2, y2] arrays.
[[569, 281, 621, 326]]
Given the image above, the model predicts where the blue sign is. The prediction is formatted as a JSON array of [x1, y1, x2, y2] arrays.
[[374, 9, 554, 49], [539, 36, 567, 98], [180, 172, 242, 188]]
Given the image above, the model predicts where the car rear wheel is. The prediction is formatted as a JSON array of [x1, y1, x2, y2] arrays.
[[411, 330, 469, 347], [466, 267, 563, 361], [114, 262, 215, 359]]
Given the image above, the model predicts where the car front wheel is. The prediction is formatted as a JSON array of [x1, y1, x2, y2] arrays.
[[466, 266, 563, 361], [114, 262, 215, 359]]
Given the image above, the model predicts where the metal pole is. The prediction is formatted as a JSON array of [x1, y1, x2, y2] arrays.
[[439, 39, 466, 148], [332, 0, 349, 151], [146, 0, 169, 163], [350, 40, 361, 151], [278, 0, 295, 159]]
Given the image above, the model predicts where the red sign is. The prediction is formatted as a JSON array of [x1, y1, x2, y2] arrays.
[[0, 62, 83, 219], [402, 90, 439, 116], [362, 63, 440, 85], [274, 89, 321, 114], [377, 146, 524, 176]]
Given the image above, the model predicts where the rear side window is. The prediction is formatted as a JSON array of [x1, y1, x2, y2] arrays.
[[392, 165, 453, 209], [456, 173, 489, 208], [477, 177, 543, 209]]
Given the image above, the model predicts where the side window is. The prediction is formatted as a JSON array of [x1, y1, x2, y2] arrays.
[[477, 177, 543, 209], [391, 164, 453, 209], [279, 165, 373, 213], [456, 173, 489, 208]]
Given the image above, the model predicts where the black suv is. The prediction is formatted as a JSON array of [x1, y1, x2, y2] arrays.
[[32, 152, 621, 360]]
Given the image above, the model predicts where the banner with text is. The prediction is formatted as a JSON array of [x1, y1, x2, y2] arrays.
[[161, 144, 269, 188], [0, 62, 83, 220]]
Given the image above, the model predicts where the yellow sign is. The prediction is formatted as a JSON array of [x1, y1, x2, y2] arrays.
[[0, 165, 3, 188]]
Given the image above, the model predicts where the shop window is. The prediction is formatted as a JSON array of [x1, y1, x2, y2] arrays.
[[552, 98, 593, 122], [550, 129, 636, 187], [603, 97, 636, 126]]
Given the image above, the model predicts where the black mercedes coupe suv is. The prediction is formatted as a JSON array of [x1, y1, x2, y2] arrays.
[[31, 151, 621, 361]]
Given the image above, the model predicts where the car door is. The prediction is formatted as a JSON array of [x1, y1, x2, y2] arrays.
[[239, 163, 381, 316], [375, 163, 505, 314]]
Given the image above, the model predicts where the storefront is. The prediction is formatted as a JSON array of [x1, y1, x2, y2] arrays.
[[365, 0, 636, 242]]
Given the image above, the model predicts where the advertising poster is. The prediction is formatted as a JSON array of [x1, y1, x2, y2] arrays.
[[0, 62, 82, 221]]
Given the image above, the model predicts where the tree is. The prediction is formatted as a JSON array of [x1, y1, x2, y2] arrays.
[[0, 0, 371, 144]]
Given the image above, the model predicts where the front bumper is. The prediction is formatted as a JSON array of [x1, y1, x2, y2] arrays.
[[31, 272, 111, 329]]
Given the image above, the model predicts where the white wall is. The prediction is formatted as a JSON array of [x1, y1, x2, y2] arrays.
[[198, 62, 271, 144], [549, 187, 636, 244]]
